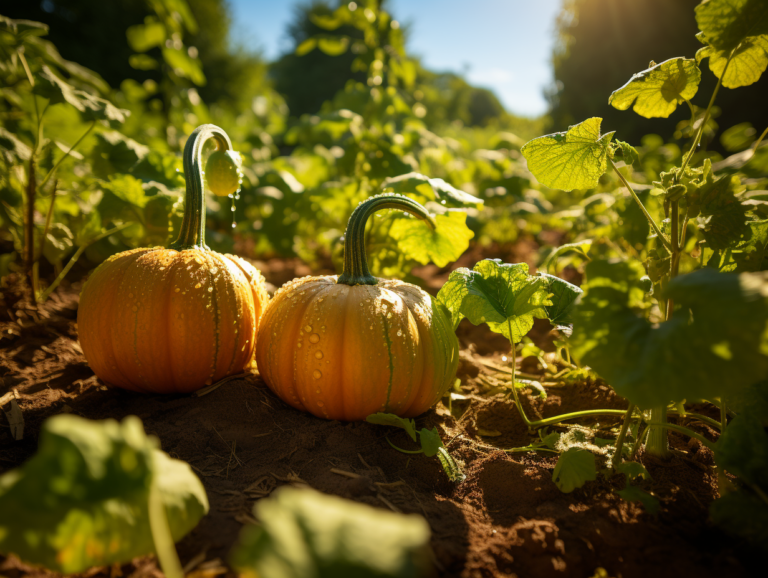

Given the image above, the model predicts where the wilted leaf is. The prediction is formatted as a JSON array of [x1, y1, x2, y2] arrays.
[[609, 58, 701, 118]]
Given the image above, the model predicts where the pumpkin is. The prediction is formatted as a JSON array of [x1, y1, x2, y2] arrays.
[[256, 194, 459, 421], [77, 124, 269, 394]]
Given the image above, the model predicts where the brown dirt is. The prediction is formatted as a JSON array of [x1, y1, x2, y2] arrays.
[[0, 254, 759, 578]]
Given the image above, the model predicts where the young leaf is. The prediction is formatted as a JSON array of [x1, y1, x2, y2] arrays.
[[418, 427, 443, 458], [538, 273, 583, 329], [616, 486, 660, 514], [616, 461, 651, 481], [230, 487, 432, 578], [382, 172, 484, 209], [695, 0, 768, 88], [0, 415, 208, 573], [521, 118, 615, 191], [390, 211, 474, 268], [552, 448, 597, 493], [570, 262, 768, 408], [439, 260, 551, 343], [612, 140, 639, 166], [366, 412, 418, 442], [608, 58, 701, 118]]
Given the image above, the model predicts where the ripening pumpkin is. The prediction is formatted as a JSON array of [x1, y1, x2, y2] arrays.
[[256, 194, 459, 421], [77, 125, 269, 394]]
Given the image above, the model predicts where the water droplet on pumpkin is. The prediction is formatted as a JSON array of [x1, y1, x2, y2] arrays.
[[304, 325, 312, 332], [317, 401, 324, 407], [309, 333, 320, 344], [175, 287, 180, 292], [208, 286, 213, 292], [315, 350, 323, 359], [195, 283, 202, 289], [128, 293, 134, 298], [387, 312, 392, 318], [397, 330, 402, 336], [313, 370, 322, 379], [132, 306, 138, 312]]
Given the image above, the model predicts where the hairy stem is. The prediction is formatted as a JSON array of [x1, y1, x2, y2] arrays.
[[24, 157, 36, 300], [33, 180, 58, 299], [610, 159, 672, 253], [148, 481, 183, 578], [612, 403, 636, 468], [644, 421, 715, 450], [646, 405, 670, 458]]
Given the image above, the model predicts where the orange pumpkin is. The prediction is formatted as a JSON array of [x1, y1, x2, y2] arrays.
[[256, 194, 459, 420], [78, 125, 268, 393]]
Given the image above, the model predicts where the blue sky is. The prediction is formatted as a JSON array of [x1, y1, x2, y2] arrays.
[[229, 0, 562, 118]]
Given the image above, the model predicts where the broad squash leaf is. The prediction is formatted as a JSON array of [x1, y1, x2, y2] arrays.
[[538, 273, 583, 330], [436, 259, 551, 342], [0, 415, 208, 573], [695, 0, 768, 88], [231, 487, 431, 578], [521, 117, 614, 191], [609, 58, 701, 118], [570, 261, 768, 408], [687, 172, 747, 251], [734, 220, 768, 272], [552, 448, 597, 493], [390, 211, 474, 268]]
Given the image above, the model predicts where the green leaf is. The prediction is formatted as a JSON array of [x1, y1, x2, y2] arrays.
[[570, 262, 768, 408], [688, 173, 747, 251], [437, 260, 551, 343], [716, 411, 768, 487], [366, 413, 417, 442], [541, 240, 593, 273], [734, 220, 768, 272], [40, 222, 74, 266], [126, 21, 166, 52], [0, 415, 207, 573], [539, 273, 583, 329], [615, 461, 651, 481], [129, 54, 159, 71], [295, 37, 317, 56], [102, 174, 148, 208], [695, 0, 768, 88], [521, 117, 615, 192], [616, 486, 660, 514], [418, 427, 443, 458], [230, 487, 431, 578], [162, 47, 206, 86], [552, 448, 597, 493], [381, 173, 484, 209], [32, 66, 128, 125], [390, 211, 474, 268], [0, 15, 49, 44], [608, 58, 701, 118], [317, 35, 350, 56], [612, 140, 639, 166]]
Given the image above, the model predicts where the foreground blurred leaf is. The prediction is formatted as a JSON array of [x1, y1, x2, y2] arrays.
[[521, 118, 615, 191], [552, 448, 596, 493], [570, 261, 768, 408], [0, 415, 208, 573], [231, 487, 431, 578], [695, 0, 768, 88], [609, 58, 701, 118]]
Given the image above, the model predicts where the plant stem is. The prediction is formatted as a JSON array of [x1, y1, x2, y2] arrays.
[[385, 437, 424, 454], [504, 446, 559, 454], [751, 126, 768, 154], [337, 193, 435, 286], [719, 398, 727, 431], [679, 49, 734, 176], [646, 405, 670, 458], [666, 200, 680, 319], [148, 481, 183, 578], [644, 421, 715, 450], [610, 159, 672, 253], [39, 120, 96, 190], [24, 157, 36, 300], [612, 403, 636, 468], [38, 223, 130, 302], [33, 180, 58, 299], [630, 423, 650, 460]]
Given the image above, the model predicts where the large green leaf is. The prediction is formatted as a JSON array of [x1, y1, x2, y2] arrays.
[[695, 0, 768, 88], [609, 58, 701, 118], [521, 118, 615, 191], [0, 415, 208, 573], [688, 172, 748, 251], [390, 211, 474, 268], [436, 259, 551, 343], [382, 172, 484, 209], [33, 66, 128, 125], [570, 261, 768, 408], [734, 220, 768, 272], [230, 487, 431, 578], [538, 273, 583, 329]]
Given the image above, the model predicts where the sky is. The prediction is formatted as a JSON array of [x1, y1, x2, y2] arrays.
[[229, 0, 562, 118]]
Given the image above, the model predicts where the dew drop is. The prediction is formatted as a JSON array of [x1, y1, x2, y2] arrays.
[[304, 325, 312, 332], [195, 283, 202, 289], [397, 329, 402, 336], [313, 370, 322, 379], [128, 293, 134, 298], [315, 350, 324, 359], [387, 312, 392, 318], [318, 401, 325, 407], [175, 287, 180, 293], [309, 333, 320, 344]]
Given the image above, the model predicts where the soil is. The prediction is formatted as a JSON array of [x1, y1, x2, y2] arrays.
[[0, 244, 759, 578]]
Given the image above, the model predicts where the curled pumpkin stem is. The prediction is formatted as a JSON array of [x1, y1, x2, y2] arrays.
[[337, 193, 436, 286]]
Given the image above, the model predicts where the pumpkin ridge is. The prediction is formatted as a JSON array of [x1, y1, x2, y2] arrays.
[[379, 304, 395, 413], [125, 252, 154, 393], [217, 255, 242, 378], [162, 253, 181, 393], [293, 282, 334, 413], [205, 253, 222, 387]]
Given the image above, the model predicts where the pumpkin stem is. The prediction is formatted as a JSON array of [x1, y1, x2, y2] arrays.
[[337, 193, 437, 286], [170, 124, 234, 251]]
